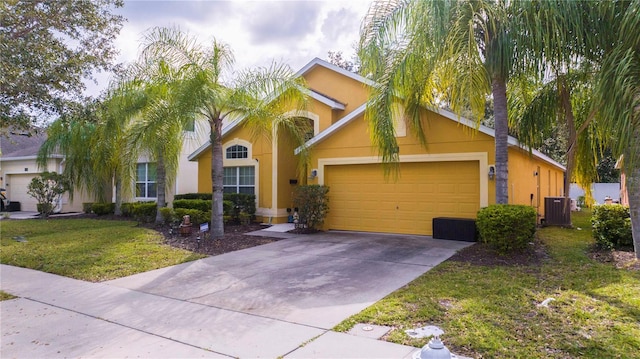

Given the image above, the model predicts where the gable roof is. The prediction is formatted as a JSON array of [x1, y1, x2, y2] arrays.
[[293, 101, 565, 171], [187, 58, 353, 161], [295, 57, 376, 87], [188, 57, 565, 171], [0, 129, 61, 160]]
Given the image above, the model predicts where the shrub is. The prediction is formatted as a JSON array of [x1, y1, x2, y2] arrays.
[[476, 204, 537, 253], [92, 203, 115, 215], [172, 193, 255, 223], [120, 202, 133, 217], [27, 171, 70, 217], [36, 203, 54, 215], [130, 202, 157, 223], [174, 193, 212, 201], [223, 200, 234, 215], [159, 207, 175, 224], [591, 205, 632, 249], [173, 199, 211, 212], [224, 193, 256, 218], [174, 208, 209, 225], [82, 203, 94, 214], [293, 185, 329, 230]]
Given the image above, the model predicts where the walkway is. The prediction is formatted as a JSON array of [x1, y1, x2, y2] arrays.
[[1, 231, 472, 358]]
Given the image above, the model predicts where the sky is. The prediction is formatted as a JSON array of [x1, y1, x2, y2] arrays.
[[87, 0, 372, 96]]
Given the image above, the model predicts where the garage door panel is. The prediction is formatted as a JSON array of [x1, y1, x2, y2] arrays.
[[459, 183, 478, 194], [437, 183, 456, 194], [325, 161, 480, 235], [460, 203, 480, 214], [7, 174, 39, 211], [396, 183, 416, 193]]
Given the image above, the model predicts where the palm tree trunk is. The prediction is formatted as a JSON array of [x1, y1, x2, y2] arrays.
[[561, 80, 576, 225], [210, 119, 225, 239], [493, 77, 509, 204], [155, 153, 166, 224], [628, 165, 640, 260], [626, 123, 640, 259], [114, 176, 123, 216]]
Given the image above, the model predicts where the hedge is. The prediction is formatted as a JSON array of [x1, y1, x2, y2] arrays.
[[591, 204, 632, 249], [91, 202, 115, 216], [476, 204, 537, 253], [171, 193, 256, 224]]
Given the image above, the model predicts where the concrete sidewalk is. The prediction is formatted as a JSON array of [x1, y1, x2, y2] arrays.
[[0, 211, 84, 220], [1, 232, 472, 358]]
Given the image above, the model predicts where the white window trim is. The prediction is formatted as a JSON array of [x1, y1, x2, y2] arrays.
[[223, 166, 256, 194], [135, 162, 157, 200], [392, 103, 407, 137], [222, 139, 259, 206], [284, 110, 320, 137], [223, 138, 254, 167]]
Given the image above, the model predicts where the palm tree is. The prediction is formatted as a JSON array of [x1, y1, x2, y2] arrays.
[[37, 100, 121, 205], [111, 52, 194, 224], [38, 96, 137, 216], [512, 0, 640, 257], [140, 27, 309, 238], [509, 1, 602, 207], [359, 0, 518, 204], [588, 2, 640, 258]]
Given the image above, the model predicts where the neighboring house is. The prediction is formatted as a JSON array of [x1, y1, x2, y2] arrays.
[[0, 129, 93, 212], [188, 58, 566, 236], [123, 119, 209, 205]]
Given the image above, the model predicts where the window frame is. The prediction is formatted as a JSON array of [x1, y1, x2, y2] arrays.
[[135, 162, 157, 199], [226, 144, 249, 159], [223, 166, 255, 194]]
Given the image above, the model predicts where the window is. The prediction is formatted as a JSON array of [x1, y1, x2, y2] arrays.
[[184, 118, 195, 132], [223, 166, 255, 194], [226, 145, 248, 159], [136, 163, 157, 198]]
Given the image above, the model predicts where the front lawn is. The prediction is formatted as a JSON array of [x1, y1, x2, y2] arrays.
[[0, 219, 205, 282], [335, 211, 640, 358]]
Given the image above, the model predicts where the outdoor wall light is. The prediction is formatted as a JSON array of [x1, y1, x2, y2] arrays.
[[309, 169, 318, 179], [488, 165, 496, 180]]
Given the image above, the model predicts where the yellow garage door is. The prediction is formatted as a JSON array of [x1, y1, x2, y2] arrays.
[[7, 174, 39, 211], [325, 161, 480, 235]]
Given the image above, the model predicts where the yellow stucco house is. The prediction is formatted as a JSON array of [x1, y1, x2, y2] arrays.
[[188, 58, 565, 236]]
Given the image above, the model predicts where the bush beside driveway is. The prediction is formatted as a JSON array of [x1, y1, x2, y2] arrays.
[[334, 211, 640, 358]]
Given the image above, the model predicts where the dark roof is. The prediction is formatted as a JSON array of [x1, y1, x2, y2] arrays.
[[0, 128, 49, 158]]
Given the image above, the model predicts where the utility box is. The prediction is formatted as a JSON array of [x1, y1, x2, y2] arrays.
[[433, 217, 477, 241], [544, 197, 571, 226], [7, 201, 21, 212]]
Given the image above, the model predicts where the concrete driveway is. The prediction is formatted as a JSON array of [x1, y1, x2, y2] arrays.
[[1, 231, 472, 358]]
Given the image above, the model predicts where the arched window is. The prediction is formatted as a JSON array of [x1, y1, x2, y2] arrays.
[[226, 145, 248, 159]]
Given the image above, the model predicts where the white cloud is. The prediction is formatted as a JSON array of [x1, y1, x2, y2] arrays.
[[84, 0, 372, 97]]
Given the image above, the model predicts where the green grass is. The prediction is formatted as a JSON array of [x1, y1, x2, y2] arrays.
[[0, 291, 17, 301], [0, 219, 205, 282], [335, 211, 640, 358]]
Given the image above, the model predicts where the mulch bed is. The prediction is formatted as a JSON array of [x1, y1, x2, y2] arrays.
[[450, 237, 640, 271], [46, 213, 283, 256], [588, 247, 640, 271], [448, 239, 550, 267], [147, 222, 281, 256]]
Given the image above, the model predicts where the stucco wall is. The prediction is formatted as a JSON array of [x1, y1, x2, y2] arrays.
[[0, 156, 96, 212]]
